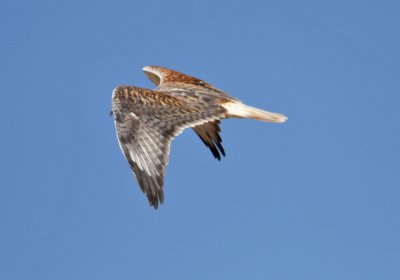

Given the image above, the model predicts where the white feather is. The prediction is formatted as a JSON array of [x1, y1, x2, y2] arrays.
[[222, 101, 287, 123]]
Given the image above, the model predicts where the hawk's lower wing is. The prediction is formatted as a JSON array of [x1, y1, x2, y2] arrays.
[[112, 86, 227, 208], [193, 121, 225, 160], [114, 111, 170, 208]]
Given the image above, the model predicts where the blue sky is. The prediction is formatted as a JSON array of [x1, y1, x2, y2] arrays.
[[1, 0, 399, 279]]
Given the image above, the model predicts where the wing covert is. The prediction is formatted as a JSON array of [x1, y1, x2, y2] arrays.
[[142, 65, 234, 99]]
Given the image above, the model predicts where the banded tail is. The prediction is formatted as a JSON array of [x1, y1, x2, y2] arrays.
[[222, 101, 288, 123]]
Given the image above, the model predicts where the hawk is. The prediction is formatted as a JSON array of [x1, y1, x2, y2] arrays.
[[112, 66, 287, 208]]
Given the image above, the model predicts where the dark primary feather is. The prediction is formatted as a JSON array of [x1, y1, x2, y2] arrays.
[[193, 121, 225, 160]]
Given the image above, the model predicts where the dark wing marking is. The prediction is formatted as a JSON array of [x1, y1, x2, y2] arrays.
[[193, 120, 225, 160], [112, 86, 227, 208]]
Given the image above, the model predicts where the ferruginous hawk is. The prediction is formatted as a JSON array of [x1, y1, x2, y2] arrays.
[[112, 66, 287, 208]]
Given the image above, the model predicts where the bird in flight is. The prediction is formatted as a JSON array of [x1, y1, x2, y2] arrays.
[[112, 66, 287, 208]]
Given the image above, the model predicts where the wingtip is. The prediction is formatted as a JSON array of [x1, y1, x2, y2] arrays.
[[142, 65, 151, 72], [142, 66, 164, 86], [142, 65, 162, 72]]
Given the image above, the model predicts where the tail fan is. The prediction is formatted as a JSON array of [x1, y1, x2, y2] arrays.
[[222, 101, 288, 123]]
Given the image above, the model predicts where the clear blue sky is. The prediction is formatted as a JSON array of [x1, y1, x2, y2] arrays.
[[1, 0, 399, 279]]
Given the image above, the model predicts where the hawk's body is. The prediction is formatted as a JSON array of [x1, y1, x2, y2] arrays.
[[112, 66, 287, 208]]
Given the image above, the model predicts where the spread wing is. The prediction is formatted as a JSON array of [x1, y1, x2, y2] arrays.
[[112, 86, 226, 208], [143, 65, 232, 160], [114, 111, 168, 208]]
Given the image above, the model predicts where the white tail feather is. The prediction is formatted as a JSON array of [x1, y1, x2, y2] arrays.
[[222, 101, 288, 123]]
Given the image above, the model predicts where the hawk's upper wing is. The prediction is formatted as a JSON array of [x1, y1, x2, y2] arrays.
[[142, 66, 233, 160], [112, 86, 226, 208], [142, 65, 232, 98]]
